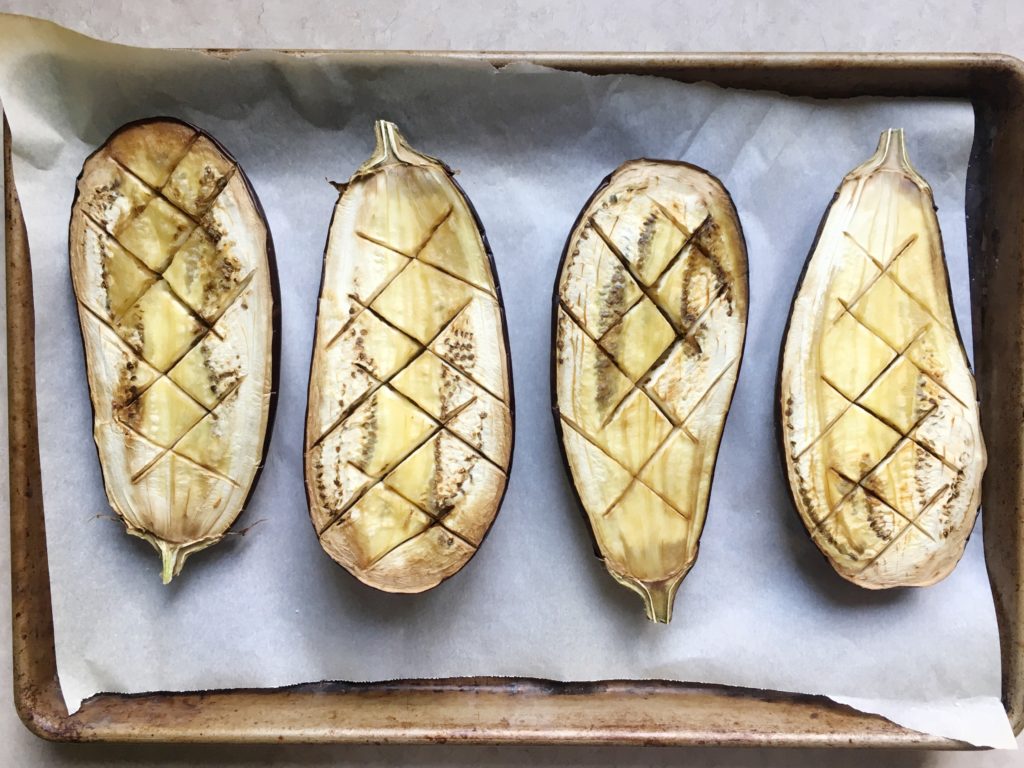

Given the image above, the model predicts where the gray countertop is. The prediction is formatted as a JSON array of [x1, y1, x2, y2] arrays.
[[1, 1, 1022, 765]]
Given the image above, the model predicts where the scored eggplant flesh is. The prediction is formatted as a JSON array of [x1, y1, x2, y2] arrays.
[[69, 118, 275, 583], [554, 160, 748, 622], [779, 129, 985, 589], [305, 120, 513, 593]]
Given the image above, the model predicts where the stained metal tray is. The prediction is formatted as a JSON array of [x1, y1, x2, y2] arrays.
[[7, 51, 1024, 748]]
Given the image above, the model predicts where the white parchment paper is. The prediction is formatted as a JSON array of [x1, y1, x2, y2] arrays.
[[0, 15, 1012, 747]]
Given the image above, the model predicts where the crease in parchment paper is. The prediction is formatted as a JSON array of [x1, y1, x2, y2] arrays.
[[0, 14, 1012, 748]]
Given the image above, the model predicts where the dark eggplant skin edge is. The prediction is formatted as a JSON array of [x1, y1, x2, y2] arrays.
[[773, 134, 983, 590], [549, 158, 750, 611], [301, 133, 516, 593], [67, 115, 282, 578]]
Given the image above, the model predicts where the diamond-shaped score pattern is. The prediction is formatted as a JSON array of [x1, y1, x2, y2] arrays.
[[802, 231, 977, 570], [849, 274, 930, 351], [78, 160, 155, 233], [306, 447, 373, 534], [116, 376, 206, 449], [162, 136, 236, 216], [861, 440, 954, 519], [383, 430, 505, 545], [825, 468, 857, 510], [820, 311, 895, 401], [814, 487, 907, 569], [389, 350, 477, 421], [557, 190, 741, 527], [856, 356, 936, 434], [555, 308, 634, 434], [829, 234, 883, 311], [637, 429, 699, 513], [589, 390, 672, 475], [312, 202, 511, 557], [906, 325, 978, 407], [162, 226, 246, 323], [116, 197, 195, 272], [644, 333, 735, 428], [911, 395, 972, 471], [81, 136, 253, 490], [416, 206, 495, 294], [559, 421, 634, 517], [115, 282, 206, 371], [817, 404, 901, 484], [595, 480, 691, 582], [107, 120, 195, 188], [333, 485, 435, 570], [592, 198, 687, 286], [558, 233, 644, 339], [601, 296, 675, 381], [308, 309, 421, 443], [81, 222, 156, 319], [652, 241, 724, 329], [174, 386, 243, 477], [371, 259, 475, 344], [429, 295, 509, 398], [336, 386, 437, 477], [168, 327, 245, 410]]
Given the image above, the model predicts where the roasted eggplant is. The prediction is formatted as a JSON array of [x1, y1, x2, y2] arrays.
[[305, 121, 513, 593], [69, 118, 276, 583], [553, 160, 748, 622], [779, 128, 985, 588]]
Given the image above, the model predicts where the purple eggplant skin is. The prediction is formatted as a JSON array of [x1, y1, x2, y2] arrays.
[[68, 116, 280, 581]]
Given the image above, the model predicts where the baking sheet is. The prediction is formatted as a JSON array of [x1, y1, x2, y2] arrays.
[[0, 14, 1013, 748]]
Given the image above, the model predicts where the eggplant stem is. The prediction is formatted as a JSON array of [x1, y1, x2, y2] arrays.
[[355, 120, 441, 176], [876, 128, 908, 170], [849, 127, 929, 191], [640, 582, 675, 624], [611, 571, 683, 624], [374, 120, 403, 165], [154, 539, 188, 584], [159, 542, 178, 584]]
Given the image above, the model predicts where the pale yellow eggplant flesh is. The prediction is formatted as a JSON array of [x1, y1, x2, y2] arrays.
[[304, 121, 514, 594], [69, 118, 276, 583], [553, 160, 748, 622], [779, 129, 986, 589]]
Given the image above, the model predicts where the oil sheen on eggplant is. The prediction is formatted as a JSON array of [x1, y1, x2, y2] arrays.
[[305, 121, 513, 593], [779, 129, 985, 589], [554, 160, 748, 622], [69, 118, 275, 583]]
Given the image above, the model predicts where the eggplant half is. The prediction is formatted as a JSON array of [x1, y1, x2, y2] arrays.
[[69, 118, 276, 583], [779, 129, 985, 588], [305, 121, 513, 593], [553, 160, 748, 622]]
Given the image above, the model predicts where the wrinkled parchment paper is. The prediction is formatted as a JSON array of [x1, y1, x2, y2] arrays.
[[0, 14, 1013, 748]]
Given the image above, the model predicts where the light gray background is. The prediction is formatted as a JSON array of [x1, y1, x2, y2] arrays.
[[0, 1, 1022, 766]]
